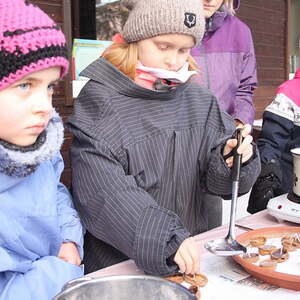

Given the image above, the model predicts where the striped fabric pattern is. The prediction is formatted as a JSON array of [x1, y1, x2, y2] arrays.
[[68, 58, 260, 275]]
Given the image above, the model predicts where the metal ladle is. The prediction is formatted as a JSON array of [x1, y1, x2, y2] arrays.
[[204, 129, 247, 256]]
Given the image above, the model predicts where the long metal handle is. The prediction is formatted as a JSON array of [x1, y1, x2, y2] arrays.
[[228, 181, 239, 240], [231, 128, 243, 181], [228, 129, 243, 240]]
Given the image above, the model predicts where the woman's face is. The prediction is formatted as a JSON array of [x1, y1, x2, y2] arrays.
[[202, 0, 224, 18], [137, 34, 195, 72]]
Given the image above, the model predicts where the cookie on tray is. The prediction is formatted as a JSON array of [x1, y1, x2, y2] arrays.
[[259, 259, 277, 270], [292, 234, 300, 248], [249, 236, 266, 247], [270, 248, 289, 263], [282, 238, 297, 252], [258, 244, 277, 256]]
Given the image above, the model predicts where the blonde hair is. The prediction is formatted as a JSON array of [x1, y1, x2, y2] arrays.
[[223, 0, 236, 15], [102, 41, 198, 80]]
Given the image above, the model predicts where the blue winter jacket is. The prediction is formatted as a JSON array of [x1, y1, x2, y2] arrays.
[[0, 154, 84, 300]]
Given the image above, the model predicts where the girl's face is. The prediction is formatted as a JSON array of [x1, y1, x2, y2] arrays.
[[0, 67, 60, 146], [137, 34, 195, 72], [202, 0, 224, 18]]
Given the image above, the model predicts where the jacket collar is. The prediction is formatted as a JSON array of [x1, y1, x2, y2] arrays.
[[205, 0, 240, 35], [80, 58, 189, 101], [205, 5, 228, 34]]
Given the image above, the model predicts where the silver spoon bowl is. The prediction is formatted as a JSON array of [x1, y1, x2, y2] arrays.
[[204, 237, 247, 256]]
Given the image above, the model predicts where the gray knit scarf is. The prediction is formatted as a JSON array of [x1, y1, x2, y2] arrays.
[[0, 111, 64, 177]]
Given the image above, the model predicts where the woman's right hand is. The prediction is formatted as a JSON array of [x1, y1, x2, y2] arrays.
[[174, 237, 200, 274]]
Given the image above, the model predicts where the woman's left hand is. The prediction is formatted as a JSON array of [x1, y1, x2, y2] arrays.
[[223, 124, 253, 168]]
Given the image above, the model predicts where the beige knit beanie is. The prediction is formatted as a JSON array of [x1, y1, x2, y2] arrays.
[[121, 0, 205, 45]]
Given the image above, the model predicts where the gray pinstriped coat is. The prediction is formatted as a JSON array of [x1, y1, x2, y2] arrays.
[[68, 58, 260, 276]]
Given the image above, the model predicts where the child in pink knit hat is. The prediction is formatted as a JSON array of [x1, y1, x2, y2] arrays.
[[0, 1, 83, 299]]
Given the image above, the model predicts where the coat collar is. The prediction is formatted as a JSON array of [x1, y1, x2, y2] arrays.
[[81, 58, 190, 101], [0, 111, 63, 183], [205, 1, 240, 35]]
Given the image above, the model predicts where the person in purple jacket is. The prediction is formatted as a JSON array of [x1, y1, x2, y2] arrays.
[[191, 0, 257, 126], [191, 0, 258, 229]]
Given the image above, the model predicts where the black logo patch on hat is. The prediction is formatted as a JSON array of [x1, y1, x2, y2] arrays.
[[184, 12, 196, 28]]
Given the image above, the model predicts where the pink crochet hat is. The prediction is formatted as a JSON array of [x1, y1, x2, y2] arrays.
[[0, 0, 69, 91]]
